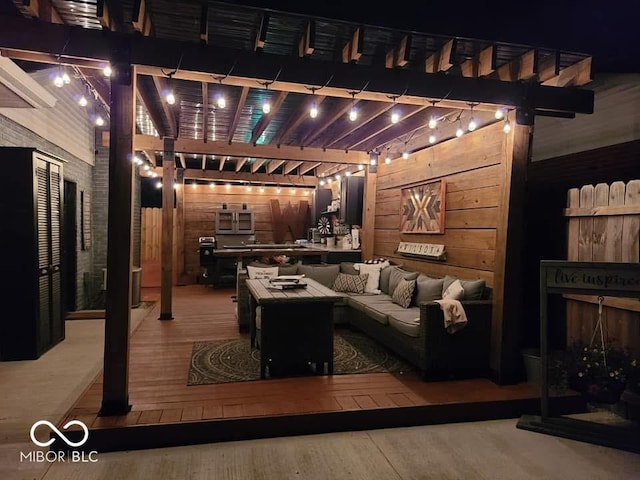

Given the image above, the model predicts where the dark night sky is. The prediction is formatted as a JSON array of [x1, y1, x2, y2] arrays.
[[233, 0, 639, 73]]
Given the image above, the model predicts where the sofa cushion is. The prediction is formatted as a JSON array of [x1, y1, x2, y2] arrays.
[[443, 279, 465, 300], [297, 264, 340, 288], [278, 264, 299, 275], [354, 261, 389, 294], [340, 262, 359, 275], [388, 309, 421, 337], [391, 278, 416, 308], [414, 274, 445, 306], [347, 293, 393, 313], [332, 273, 369, 294], [363, 302, 419, 328], [388, 267, 420, 296], [247, 265, 279, 280], [362, 305, 389, 325], [443, 275, 486, 300]]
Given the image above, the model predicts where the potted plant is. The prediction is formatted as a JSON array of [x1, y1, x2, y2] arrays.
[[567, 340, 637, 405]]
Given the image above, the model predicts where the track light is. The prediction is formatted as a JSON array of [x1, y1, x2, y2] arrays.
[[428, 116, 437, 129], [216, 94, 226, 109], [102, 65, 112, 77]]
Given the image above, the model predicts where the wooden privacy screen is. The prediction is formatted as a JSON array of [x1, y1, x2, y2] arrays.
[[564, 180, 640, 353], [141, 207, 177, 261]]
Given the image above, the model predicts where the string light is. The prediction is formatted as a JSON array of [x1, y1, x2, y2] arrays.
[[62, 71, 71, 84], [348, 92, 358, 121], [335, 174, 341, 180], [155, 181, 162, 189], [428, 116, 437, 129], [467, 105, 477, 131], [290, 187, 296, 193], [455, 119, 464, 138], [209, 182, 215, 188], [95, 115, 105, 127], [165, 91, 176, 105], [503, 118, 512, 133], [402, 142, 409, 160], [495, 107, 505, 119], [151, 172, 158, 178], [310, 100, 319, 118], [260, 185, 265, 192], [429, 132, 437, 144], [345, 171, 351, 177], [319, 178, 325, 186], [191, 181, 197, 189], [390, 109, 400, 124], [102, 65, 112, 77], [358, 164, 364, 171], [53, 72, 64, 88], [78, 95, 88, 107], [225, 183, 231, 189], [276, 185, 281, 193], [216, 93, 226, 109]]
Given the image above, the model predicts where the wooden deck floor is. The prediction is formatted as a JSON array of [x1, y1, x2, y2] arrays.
[[59, 285, 580, 451]]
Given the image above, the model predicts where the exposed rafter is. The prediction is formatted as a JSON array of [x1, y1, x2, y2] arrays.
[[266, 159, 285, 174], [342, 26, 363, 63], [218, 155, 226, 171], [251, 158, 268, 173], [199, 0, 208, 44], [151, 75, 178, 137], [177, 153, 185, 169], [298, 20, 315, 58], [273, 94, 326, 146], [201, 154, 206, 170], [132, 0, 153, 36], [201, 82, 209, 142], [298, 162, 322, 175], [299, 98, 360, 146], [537, 51, 560, 83], [385, 35, 412, 68], [283, 161, 303, 175], [250, 90, 288, 145], [235, 158, 247, 172], [346, 105, 428, 150], [488, 50, 537, 81], [178, 169, 317, 187], [543, 56, 592, 87], [254, 13, 269, 51], [425, 38, 457, 73], [459, 45, 496, 78], [227, 86, 248, 144]]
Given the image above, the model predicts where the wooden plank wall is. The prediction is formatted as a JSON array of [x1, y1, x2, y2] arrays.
[[565, 180, 640, 354], [183, 185, 314, 277], [373, 122, 506, 286]]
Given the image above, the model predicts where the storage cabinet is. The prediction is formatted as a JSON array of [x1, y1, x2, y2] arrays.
[[1, 148, 65, 360], [215, 209, 255, 234], [340, 176, 364, 226]]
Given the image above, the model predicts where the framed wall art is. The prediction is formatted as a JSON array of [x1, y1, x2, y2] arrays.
[[399, 179, 446, 234]]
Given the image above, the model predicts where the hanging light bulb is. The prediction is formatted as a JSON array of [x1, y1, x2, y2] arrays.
[[335, 174, 341, 180], [468, 116, 477, 131], [358, 164, 364, 171], [402, 151, 409, 160], [143, 164, 150, 171], [225, 183, 231, 189], [151, 171, 158, 178], [173, 182, 178, 189], [155, 181, 162, 189], [345, 171, 351, 177], [95, 115, 105, 127], [209, 182, 215, 188], [102, 65, 112, 77], [276, 185, 281, 193], [385, 155, 391, 165], [290, 188, 296, 193], [246, 183, 252, 191], [78, 95, 88, 107], [53, 74, 64, 88], [262, 98, 271, 114], [390, 109, 400, 124], [216, 94, 226, 109], [428, 116, 437, 129], [260, 185, 265, 192], [165, 91, 176, 105], [191, 181, 197, 189], [319, 178, 325, 186], [495, 107, 504, 120], [349, 105, 358, 121], [455, 121, 464, 138], [310, 101, 319, 118], [503, 118, 512, 133], [429, 133, 437, 144], [326, 177, 332, 184], [62, 71, 71, 84]]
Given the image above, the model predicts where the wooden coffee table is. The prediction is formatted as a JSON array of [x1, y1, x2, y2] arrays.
[[246, 278, 342, 379]]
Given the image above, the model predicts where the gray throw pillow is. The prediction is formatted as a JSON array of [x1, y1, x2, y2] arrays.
[[414, 274, 445, 305], [379, 265, 393, 294], [391, 278, 416, 308], [297, 264, 340, 288], [388, 267, 419, 297], [278, 264, 299, 276], [442, 275, 486, 300]]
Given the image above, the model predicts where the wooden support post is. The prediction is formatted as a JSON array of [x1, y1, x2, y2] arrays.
[[491, 121, 531, 384], [176, 168, 186, 285], [160, 137, 175, 320], [100, 62, 135, 416], [361, 163, 377, 260]]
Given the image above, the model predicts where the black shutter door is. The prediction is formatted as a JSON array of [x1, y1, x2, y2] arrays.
[[49, 163, 63, 343], [36, 159, 51, 352]]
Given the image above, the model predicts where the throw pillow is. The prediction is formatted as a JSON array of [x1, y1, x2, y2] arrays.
[[297, 264, 340, 288], [354, 260, 390, 294], [414, 274, 445, 305], [332, 273, 369, 294], [246, 265, 279, 280], [391, 278, 416, 308], [443, 279, 464, 300], [340, 262, 359, 275], [388, 266, 419, 297], [442, 275, 486, 300], [278, 264, 299, 276]]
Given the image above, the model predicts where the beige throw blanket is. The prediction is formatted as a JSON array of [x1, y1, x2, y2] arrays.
[[434, 299, 468, 333]]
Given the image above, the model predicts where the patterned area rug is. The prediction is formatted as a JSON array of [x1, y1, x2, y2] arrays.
[[188, 329, 413, 385]]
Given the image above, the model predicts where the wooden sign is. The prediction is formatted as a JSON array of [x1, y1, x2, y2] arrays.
[[396, 242, 446, 260], [542, 261, 640, 297], [400, 180, 446, 234]]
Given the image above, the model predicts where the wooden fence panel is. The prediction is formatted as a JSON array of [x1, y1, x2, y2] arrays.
[[565, 180, 640, 354]]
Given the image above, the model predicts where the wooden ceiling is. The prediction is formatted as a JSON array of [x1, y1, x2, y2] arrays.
[[3, 0, 594, 180]]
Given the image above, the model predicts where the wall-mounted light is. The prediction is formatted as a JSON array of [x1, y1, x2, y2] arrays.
[[95, 115, 105, 127]]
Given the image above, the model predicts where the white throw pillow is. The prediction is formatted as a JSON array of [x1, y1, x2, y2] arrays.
[[354, 261, 390, 294], [442, 279, 464, 300], [246, 265, 279, 280]]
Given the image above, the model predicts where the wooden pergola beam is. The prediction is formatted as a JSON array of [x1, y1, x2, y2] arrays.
[[250, 91, 288, 145], [132, 136, 373, 163], [254, 13, 269, 51], [201, 82, 209, 142], [385, 35, 412, 68], [273, 94, 325, 146], [132, 0, 153, 36], [218, 155, 226, 171], [425, 38, 457, 73], [459, 45, 496, 78], [489, 49, 537, 82], [135, 88, 162, 135], [201, 154, 206, 170], [227, 86, 249, 144], [342, 26, 364, 63], [543, 56, 592, 87], [283, 161, 303, 175], [0, 15, 595, 114], [251, 158, 267, 173], [298, 20, 315, 58], [151, 75, 177, 137], [266, 159, 285, 174], [177, 169, 318, 186], [177, 153, 185, 169], [298, 161, 321, 175], [199, 0, 208, 44], [537, 51, 560, 83], [235, 158, 247, 172]]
